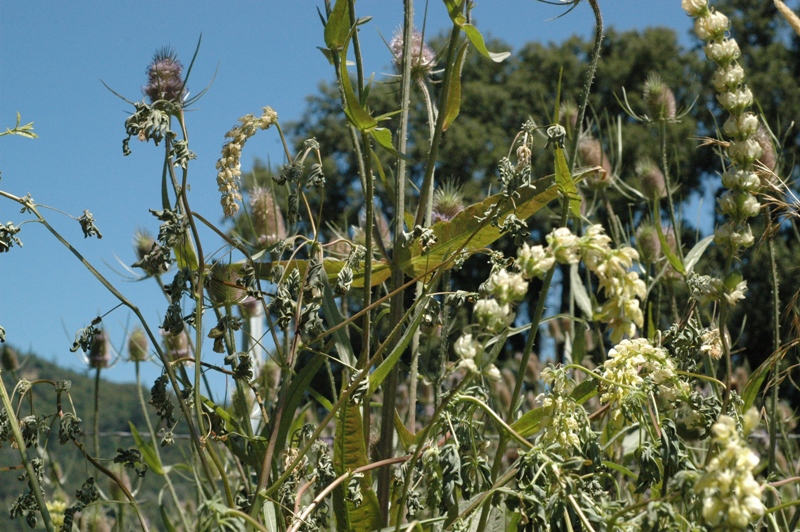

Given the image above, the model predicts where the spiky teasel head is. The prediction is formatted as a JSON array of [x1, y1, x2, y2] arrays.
[[635, 156, 667, 200], [643, 72, 676, 121], [206, 261, 246, 307], [133, 229, 155, 262], [1, 344, 19, 372], [143, 47, 186, 104], [432, 179, 465, 223], [752, 123, 777, 180], [127, 326, 149, 362], [162, 330, 190, 364], [390, 27, 436, 79], [249, 186, 287, 248], [636, 224, 661, 265], [88, 329, 111, 369], [578, 136, 614, 189]]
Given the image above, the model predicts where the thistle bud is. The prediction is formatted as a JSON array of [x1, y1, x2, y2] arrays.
[[643, 73, 676, 121], [635, 156, 667, 200], [390, 28, 436, 79], [635, 224, 661, 265], [578, 136, 614, 188], [249, 187, 287, 248], [1, 345, 19, 372], [127, 326, 149, 362], [162, 330, 190, 363], [88, 329, 111, 369], [143, 47, 186, 104], [432, 180, 465, 223]]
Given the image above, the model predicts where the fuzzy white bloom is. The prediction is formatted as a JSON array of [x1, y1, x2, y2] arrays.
[[704, 38, 741, 63], [454, 333, 480, 360], [517, 243, 556, 279], [696, 414, 765, 529], [484, 364, 502, 382], [694, 11, 730, 41], [712, 63, 746, 92], [682, 0, 708, 17], [599, 338, 686, 420], [717, 86, 754, 112], [473, 298, 513, 333], [721, 170, 761, 192], [728, 138, 764, 166], [723, 112, 760, 138], [547, 227, 581, 264], [484, 269, 529, 304], [724, 279, 748, 305]]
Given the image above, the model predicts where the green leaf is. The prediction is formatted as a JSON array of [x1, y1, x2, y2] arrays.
[[509, 406, 547, 438], [571, 322, 586, 366], [442, 41, 469, 131], [370, 127, 402, 158], [394, 410, 423, 452], [461, 24, 510, 62], [570, 263, 593, 318], [159, 504, 178, 532], [555, 145, 582, 219], [683, 234, 714, 275], [173, 230, 199, 271], [274, 354, 325, 458], [654, 208, 684, 275], [742, 349, 782, 412], [333, 403, 382, 531], [401, 174, 562, 278], [368, 302, 427, 396], [602, 460, 637, 479], [569, 379, 597, 405], [321, 280, 358, 368], [340, 27, 378, 131], [324, 0, 351, 50], [128, 422, 165, 475]]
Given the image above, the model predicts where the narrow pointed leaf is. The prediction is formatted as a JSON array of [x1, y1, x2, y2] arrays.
[[554, 145, 581, 219], [570, 263, 593, 318], [461, 24, 510, 62], [368, 302, 427, 396], [340, 28, 377, 131], [370, 127, 402, 158], [683, 235, 714, 275], [324, 0, 351, 50], [654, 208, 684, 274], [509, 405, 547, 438], [742, 349, 782, 412], [128, 422, 164, 475], [442, 41, 469, 131]]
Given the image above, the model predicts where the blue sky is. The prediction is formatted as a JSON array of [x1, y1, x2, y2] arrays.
[[1, 1, 695, 385]]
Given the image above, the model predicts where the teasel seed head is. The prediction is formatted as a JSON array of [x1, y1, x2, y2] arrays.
[[1, 344, 19, 372], [636, 224, 661, 265], [643, 73, 677, 121], [432, 179, 465, 223], [206, 261, 247, 307], [143, 47, 186, 104], [127, 326, 149, 362], [88, 329, 111, 369], [635, 156, 667, 200], [249, 186, 287, 248], [753, 123, 777, 178], [578, 136, 614, 188], [390, 27, 436, 79]]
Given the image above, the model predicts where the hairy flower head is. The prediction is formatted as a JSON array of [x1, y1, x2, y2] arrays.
[[143, 47, 186, 103]]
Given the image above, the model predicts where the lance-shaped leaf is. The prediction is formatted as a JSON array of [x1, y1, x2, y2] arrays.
[[654, 208, 684, 275], [333, 402, 382, 531], [462, 24, 510, 63], [339, 27, 377, 131], [555, 144, 582, 219], [442, 41, 469, 131], [324, 0, 351, 50]]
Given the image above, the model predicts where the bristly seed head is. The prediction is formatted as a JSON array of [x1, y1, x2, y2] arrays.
[[143, 47, 186, 104], [635, 156, 667, 200], [390, 27, 436, 79], [643, 72, 676, 121], [88, 329, 111, 369], [432, 179, 465, 223]]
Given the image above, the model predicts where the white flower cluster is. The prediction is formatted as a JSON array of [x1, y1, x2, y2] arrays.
[[683, 0, 762, 257], [518, 225, 645, 342], [598, 338, 688, 422], [690, 273, 748, 307], [216, 107, 279, 217], [455, 268, 528, 380], [695, 413, 765, 529], [536, 366, 586, 451]]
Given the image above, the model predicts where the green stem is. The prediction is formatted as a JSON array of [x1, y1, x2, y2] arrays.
[[93, 367, 101, 457], [658, 120, 684, 261], [767, 206, 781, 477]]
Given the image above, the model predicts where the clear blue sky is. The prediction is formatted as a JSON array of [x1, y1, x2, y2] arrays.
[[1, 1, 694, 385]]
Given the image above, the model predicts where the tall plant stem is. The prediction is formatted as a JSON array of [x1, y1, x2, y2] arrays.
[[93, 367, 101, 457], [658, 120, 684, 260], [379, 0, 415, 520], [767, 206, 781, 477], [0, 372, 54, 531]]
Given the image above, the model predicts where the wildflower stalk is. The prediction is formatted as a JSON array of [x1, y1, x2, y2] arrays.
[[0, 372, 54, 532], [0, 191, 218, 491], [93, 367, 101, 456], [767, 205, 781, 478], [135, 360, 190, 530], [659, 121, 684, 261]]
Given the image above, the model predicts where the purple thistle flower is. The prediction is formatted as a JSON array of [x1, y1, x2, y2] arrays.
[[143, 47, 186, 103]]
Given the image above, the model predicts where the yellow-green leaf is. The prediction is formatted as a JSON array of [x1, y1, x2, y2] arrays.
[[554, 145, 581, 219], [340, 27, 377, 131], [461, 24, 510, 62], [128, 422, 164, 475], [324, 0, 351, 50], [442, 41, 468, 131], [654, 208, 684, 275]]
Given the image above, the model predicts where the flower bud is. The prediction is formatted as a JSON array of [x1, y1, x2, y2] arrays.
[[635, 224, 661, 265], [682, 0, 708, 17], [717, 86, 753, 114], [127, 326, 149, 362], [143, 47, 186, 103], [704, 38, 741, 64], [728, 138, 763, 167], [694, 10, 729, 41], [249, 187, 286, 248], [163, 330, 190, 363], [88, 329, 111, 369], [635, 156, 667, 200], [712, 63, 746, 93], [1, 345, 19, 372], [722, 112, 759, 139], [578, 137, 614, 188], [432, 180, 465, 223], [643, 73, 676, 121]]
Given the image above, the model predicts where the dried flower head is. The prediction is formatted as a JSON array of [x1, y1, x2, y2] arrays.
[[88, 329, 111, 369], [390, 27, 436, 78], [143, 47, 186, 104], [635, 156, 667, 200], [577, 136, 614, 188], [127, 326, 149, 362], [432, 179, 465, 223], [643, 73, 677, 121], [249, 187, 287, 248]]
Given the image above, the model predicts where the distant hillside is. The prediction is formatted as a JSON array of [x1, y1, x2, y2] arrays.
[[0, 345, 177, 530]]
